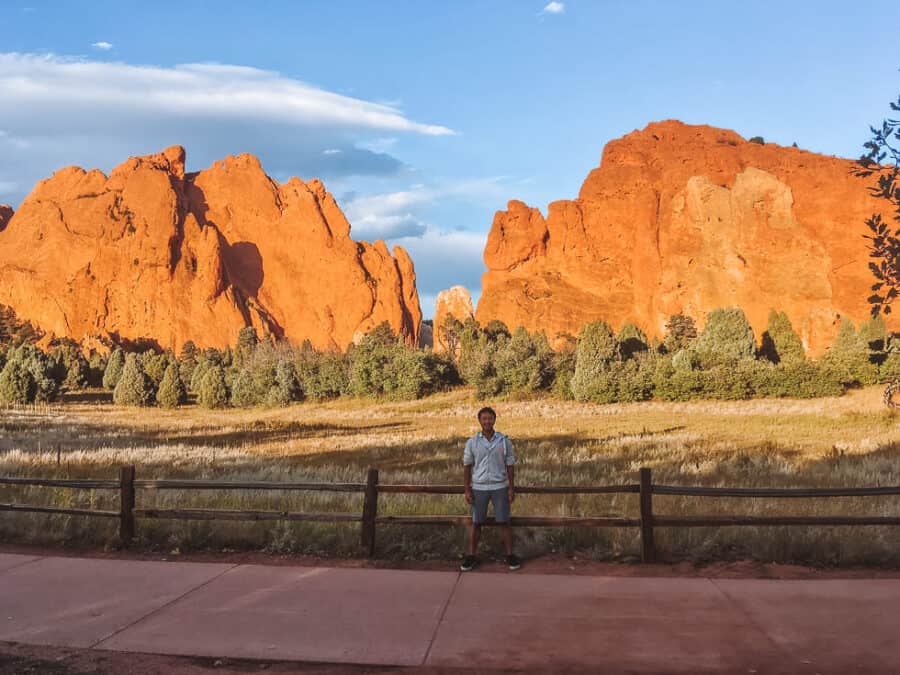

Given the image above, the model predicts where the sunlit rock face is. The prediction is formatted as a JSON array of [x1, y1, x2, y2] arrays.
[[477, 120, 895, 355], [0, 147, 421, 351]]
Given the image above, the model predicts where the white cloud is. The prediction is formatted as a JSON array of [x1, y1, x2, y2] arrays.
[[343, 177, 508, 241], [0, 52, 454, 206], [395, 228, 487, 318], [0, 53, 452, 135], [344, 188, 433, 239], [541, 2, 565, 14], [91, 42, 113, 50]]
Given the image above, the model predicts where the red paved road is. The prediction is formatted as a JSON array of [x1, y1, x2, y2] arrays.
[[1, 553, 898, 673]]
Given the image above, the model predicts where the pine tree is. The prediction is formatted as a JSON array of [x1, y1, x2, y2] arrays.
[[113, 354, 155, 406], [759, 311, 805, 364], [103, 349, 125, 390], [693, 308, 757, 367], [157, 363, 187, 408], [664, 314, 698, 353], [198, 365, 229, 408], [0, 358, 36, 404]]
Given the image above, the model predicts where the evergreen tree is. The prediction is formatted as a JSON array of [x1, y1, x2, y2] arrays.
[[157, 362, 187, 408], [663, 314, 698, 353], [618, 323, 649, 359], [198, 364, 229, 408], [266, 359, 302, 406], [103, 349, 125, 390], [0, 358, 36, 404], [759, 311, 805, 364], [693, 308, 757, 367], [235, 326, 259, 367], [113, 353, 155, 406], [570, 321, 621, 401], [823, 318, 879, 386]]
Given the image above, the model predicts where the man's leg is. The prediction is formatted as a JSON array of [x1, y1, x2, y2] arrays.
[[467, 523, 481, 555], [500, 524, 513, 555], [492, 488, 520, 569], [462, 490, 488, 570]]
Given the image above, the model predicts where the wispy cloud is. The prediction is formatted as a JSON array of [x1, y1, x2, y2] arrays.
[[541, 2, 565, 14], [0, 53, 453, 136], [0, 52, 454, 206], [91, 41, 113, 50]]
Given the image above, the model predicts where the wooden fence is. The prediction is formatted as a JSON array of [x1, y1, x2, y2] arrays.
[[2, 467, 900, 563]]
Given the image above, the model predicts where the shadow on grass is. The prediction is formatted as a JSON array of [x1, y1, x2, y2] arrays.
[[0, 418, 411, 453]]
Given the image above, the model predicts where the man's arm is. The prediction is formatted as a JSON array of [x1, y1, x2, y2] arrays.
[[505, 438, 516, 502], [463, 439, 474, 504]]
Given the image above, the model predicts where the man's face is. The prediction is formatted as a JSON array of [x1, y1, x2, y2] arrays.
[[479, 413, 496, 434]]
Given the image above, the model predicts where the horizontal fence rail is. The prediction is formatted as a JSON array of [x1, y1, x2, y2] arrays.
[[2, 466, 898, 562]]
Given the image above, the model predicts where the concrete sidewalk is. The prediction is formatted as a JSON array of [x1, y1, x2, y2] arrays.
[[1, 553, 898, 673]]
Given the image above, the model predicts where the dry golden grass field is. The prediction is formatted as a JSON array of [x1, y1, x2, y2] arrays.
[[1, 387, 898, 565]]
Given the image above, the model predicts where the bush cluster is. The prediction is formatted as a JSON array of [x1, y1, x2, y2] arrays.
[[2, 303, 897, 409]]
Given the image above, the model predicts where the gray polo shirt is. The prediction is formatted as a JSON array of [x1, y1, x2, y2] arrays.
[[463, 431, 516, 490]]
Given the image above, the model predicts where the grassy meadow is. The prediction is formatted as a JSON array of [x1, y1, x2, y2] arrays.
[[1, 386, 898, 565]]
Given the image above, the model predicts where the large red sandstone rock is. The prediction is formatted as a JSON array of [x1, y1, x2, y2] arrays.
[[477, 121, 896, 355], [433, 286, 474, 353], [0, 147, 421, 351]]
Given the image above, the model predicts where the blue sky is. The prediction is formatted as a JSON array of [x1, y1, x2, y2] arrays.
[[2, 0, 899, 316]]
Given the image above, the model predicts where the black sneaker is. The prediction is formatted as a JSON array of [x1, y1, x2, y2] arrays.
[[460, 555, 479, 572], [507, 554, 522, 571]]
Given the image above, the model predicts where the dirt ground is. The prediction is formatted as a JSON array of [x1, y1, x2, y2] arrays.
[[2, 542, 899, 579]]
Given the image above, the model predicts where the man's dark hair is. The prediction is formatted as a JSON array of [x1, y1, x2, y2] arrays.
[[477, 406, 497, 419]]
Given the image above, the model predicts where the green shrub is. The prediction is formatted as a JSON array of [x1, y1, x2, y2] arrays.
[[143, 352, 172, 386], [618, 323, 649, 359], [113, 354, 155, 406], [383, 350, 456, 400], [664, 314, 698, 353], [178, 341, 199, 388], [551, 338, 577, 400], [0, 358, 36, 404], [767, 360, 845, 398], [491, 328, 554, 395], [235, 326, 260, 367], [198, 365, 229, 408], [653, 354, 705, 400], [348, 323, 400, 397], [102, 349, 125, 390], [823, 319, 879, 386], [294, 348, 350, 400], [87, 353, 107, 387], [190, 350, 224, 392], [693, 308, 756, 368], [759, 311, 805, 364], [267, 360, 302, 406], [157, 363, 187, 408], [571, 321, 621, 401]]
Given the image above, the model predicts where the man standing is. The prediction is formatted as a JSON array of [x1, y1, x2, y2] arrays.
[[461, 407, 521, 571]]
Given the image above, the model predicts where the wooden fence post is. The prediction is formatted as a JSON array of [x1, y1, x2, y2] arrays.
[[639, 467, 656, 563], [361, 468, 379, 557], [119, 465, 135, 548]]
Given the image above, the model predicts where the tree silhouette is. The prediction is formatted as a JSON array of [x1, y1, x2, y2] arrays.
[[854, 86, 900, 316]]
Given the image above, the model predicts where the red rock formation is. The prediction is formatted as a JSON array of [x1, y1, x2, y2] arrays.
[[0, 147, 421, 351], [477, 121, 896, 355], [433, 286, 474, 353]]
